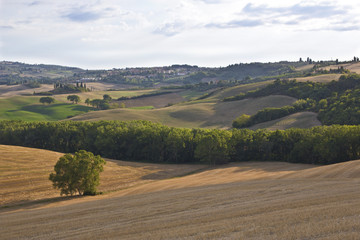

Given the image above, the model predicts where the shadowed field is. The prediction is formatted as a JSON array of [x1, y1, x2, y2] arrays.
[[250, 111, 322, 130], [2, 145, 360, 239], [0, 84, 54, 97]]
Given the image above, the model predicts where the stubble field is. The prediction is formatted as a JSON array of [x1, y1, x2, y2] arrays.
[[1, 145, 360, 239]]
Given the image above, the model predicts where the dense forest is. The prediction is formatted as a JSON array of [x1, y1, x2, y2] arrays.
[[231, 74, 360, 127], [0, 120, 359, 165]]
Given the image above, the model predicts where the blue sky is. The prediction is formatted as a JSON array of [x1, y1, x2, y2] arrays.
[[1, 0, 360, 69]]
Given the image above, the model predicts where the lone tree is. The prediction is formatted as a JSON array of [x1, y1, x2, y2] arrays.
[[39, 96, 55, 104], [49, 150, 106, 196], [67, 95, 81, 104], [103, 94, 112, 101]]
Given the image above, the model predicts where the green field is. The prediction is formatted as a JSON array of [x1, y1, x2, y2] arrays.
[[0, 96, 92, 121]]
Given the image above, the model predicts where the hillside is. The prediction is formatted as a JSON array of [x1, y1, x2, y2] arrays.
[[1, 60, 350, 129], [0, 96, 93, 121], [2, 61, 358, 129], [321, 62, 360, 74], [250, 112, 322, 130], [2, 145, 360, 239], [70, 95, 297, 128], [0, 145, 204, 206]]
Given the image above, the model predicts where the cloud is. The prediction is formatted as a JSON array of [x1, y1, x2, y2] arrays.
[[63, 9, 101, 22], [153, 22, 184, 36], [28, 1, 41, 6], [231, 2, 357, 31], [0, 25, 14, 30], [242, 2, 347, 20], [206, 19, 263, 29], [329, 25, 360, 31], [195, 0, 223, 4], [289, 3, 346, 19]]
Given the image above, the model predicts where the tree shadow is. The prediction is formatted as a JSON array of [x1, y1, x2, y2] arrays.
[[0, 195, 86, 213]]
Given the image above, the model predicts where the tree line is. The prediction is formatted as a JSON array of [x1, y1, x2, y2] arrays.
[[0, 120, 359, 165], [230, 74, 360, 127]]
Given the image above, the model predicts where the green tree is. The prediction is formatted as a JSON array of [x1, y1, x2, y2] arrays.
[[195, 130, 231, 165], [103, 94, 112, 101], [85, 98, 90, 106], [49, 150, 106, 196], [39, 96, 55, 104], [232, 114, 251, 128], [67, 95, 81, 104]]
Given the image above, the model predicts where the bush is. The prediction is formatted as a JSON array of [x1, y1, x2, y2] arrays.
[[39, 96, 55, 104]]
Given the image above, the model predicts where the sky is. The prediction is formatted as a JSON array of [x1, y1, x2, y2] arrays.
[[1, 0, 360, 69]]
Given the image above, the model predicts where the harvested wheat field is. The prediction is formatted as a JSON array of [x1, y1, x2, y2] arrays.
[[0, 145, 205, 206], [321, 62, 360, 74], [0, 84, 54, 97], [295, 73, 342, 83], [2, 146, 360, 239]]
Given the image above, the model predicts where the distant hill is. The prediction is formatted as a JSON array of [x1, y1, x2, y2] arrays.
[[0, 61, 84, 85], [0, 59, 345, 87]]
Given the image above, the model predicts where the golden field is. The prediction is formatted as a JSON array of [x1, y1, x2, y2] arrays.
[[1, 145, 360, 239]]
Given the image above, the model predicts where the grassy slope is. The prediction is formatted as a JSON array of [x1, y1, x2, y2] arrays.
[[0, 88, 158, 121], [2, 145, 360, 239], [0, 96, 92, 121], [250, 111, 322, 130]]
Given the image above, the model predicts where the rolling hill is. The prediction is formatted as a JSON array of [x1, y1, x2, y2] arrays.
[[70, 95, 297, 129], [1, 145, 360, 239], [0, 145, 204, 207], [1, 61, 353, 129], [250, 111, 322, 130]]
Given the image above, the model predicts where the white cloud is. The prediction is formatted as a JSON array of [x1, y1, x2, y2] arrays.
[[1, 0, 360, 68]]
